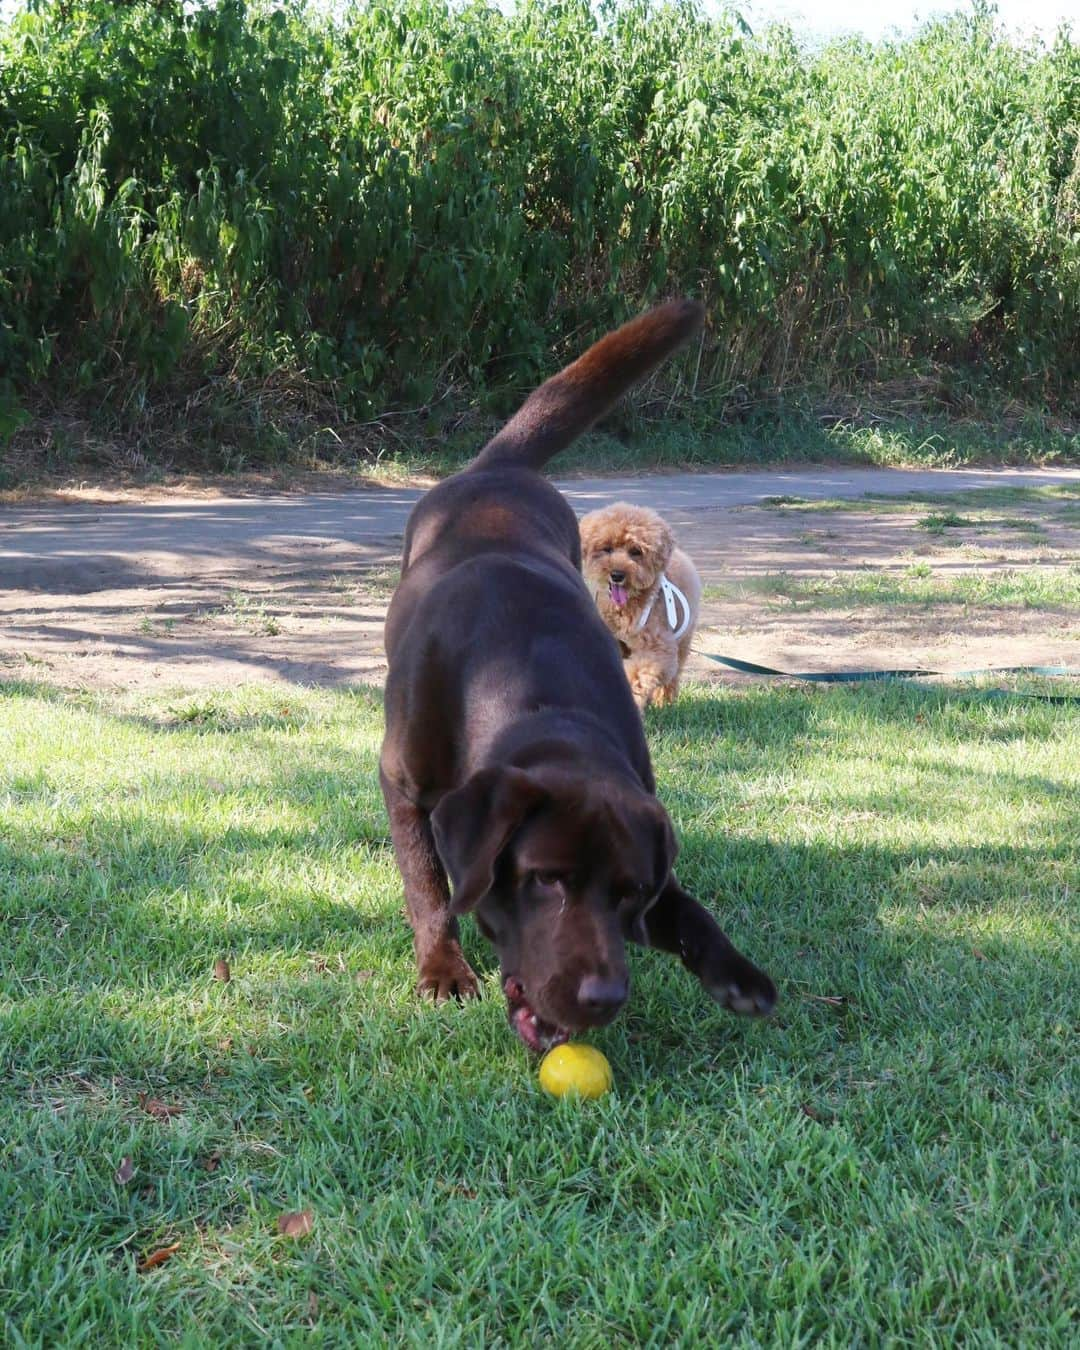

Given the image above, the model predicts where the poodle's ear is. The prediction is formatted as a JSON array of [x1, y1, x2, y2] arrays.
[[578, 509, 610, 556], [634, 510, 675, 570], [654, 518, 676, 567]]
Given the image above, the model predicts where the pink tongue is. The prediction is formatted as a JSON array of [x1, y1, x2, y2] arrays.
[[610, 583, 628, 608]]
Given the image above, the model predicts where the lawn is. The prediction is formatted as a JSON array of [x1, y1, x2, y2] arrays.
[[706, 565, 1080, 612], [1, 680, 1076, 1345]]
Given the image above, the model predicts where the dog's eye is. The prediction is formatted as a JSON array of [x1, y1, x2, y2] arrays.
[[533, 870, 565, 889], [628, 547, 643, 559], [602, 547, 613, 555]]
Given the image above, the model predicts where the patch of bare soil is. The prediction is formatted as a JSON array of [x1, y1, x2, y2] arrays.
[[0, 492, 1076, 693], [680, 502, 1078, 684]]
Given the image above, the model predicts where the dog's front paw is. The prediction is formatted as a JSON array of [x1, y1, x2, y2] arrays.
[[699, 948, 777, 1017], [650, 681, 678, 708], [417, 947, 480, 1003]]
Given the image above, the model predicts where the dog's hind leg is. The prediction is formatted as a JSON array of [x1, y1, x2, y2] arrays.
[[379, 768, 480, 1002], [638, 877, 777, 1016]]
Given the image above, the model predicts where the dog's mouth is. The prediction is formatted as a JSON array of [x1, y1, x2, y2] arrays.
[[608, 580, 629, 608], [504, 975, 570, 1054]]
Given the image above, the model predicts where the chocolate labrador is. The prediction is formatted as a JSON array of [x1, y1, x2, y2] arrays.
[[379, 300, 776, 1051]]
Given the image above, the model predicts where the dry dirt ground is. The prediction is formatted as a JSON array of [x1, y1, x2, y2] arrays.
[[1, 472, 1077, 693]]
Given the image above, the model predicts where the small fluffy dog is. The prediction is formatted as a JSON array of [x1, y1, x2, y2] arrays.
[[580, 503, 702, 709]]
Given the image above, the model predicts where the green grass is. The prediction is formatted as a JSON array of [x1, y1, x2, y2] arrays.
[[219, 591, 284, 637], [707, 565, 1080, 611], [917, 511, 977, 533], [1, 679, 1077, 1343], [758, 484, 1080, 515]]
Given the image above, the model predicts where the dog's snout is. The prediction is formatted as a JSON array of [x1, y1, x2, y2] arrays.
[[577, 973, 629, 1018], [609, 569, 626, 583]]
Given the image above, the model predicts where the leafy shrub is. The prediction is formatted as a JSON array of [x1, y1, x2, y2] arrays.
[[2, 0, 1080, 458]]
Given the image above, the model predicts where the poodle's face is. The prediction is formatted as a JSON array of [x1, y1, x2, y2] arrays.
[[579, 504, 674, 609]]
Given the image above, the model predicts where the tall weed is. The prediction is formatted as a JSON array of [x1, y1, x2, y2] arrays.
[[2, 0, 1080, 464]]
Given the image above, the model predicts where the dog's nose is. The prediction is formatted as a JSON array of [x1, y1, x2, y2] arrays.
[[577, 973, 629, 1018], [609, 569, 626, 583]]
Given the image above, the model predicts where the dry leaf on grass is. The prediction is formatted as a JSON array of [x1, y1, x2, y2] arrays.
[[277, 1210, 314, 1238], [308, 952, 349, 976], [114, 1156, 135, 1185], [203, 1151, 223, 1173], [213, 958, 231, 982], [137, 1241, 181, 1272], [138, 1093, 182, 1120], [354, 969, 375, 983]]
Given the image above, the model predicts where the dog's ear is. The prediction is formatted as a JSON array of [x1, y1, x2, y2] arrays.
[[431, 768, 546, 914], [653, 518, 676, 569], [625, 804, 679, 943], [649, 805, 679, 899]]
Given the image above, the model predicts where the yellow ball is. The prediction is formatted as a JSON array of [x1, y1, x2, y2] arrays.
[[538, 1043, 613, 1100]]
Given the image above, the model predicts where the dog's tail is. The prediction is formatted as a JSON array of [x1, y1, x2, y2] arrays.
[[471, 299, 705, 473]]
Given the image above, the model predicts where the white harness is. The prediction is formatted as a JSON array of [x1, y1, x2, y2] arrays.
[[635, 574, 692, 640]]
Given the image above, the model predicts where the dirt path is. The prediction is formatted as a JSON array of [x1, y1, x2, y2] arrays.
[[1, 467, 1077, 692]]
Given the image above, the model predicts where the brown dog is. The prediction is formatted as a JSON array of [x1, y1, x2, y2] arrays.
[[580, 502, 702, 708], [380, 301, 776, 1052]]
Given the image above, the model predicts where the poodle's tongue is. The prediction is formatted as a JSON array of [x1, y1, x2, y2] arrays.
[[609, 581, 628, 608]]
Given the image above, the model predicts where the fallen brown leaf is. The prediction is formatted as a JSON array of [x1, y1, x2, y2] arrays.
[[217, 1036, 234, 1051], [277, 1210, 314, 1238], [354, 969, 375, 983], [138, 1093, 182, 1120], [138, 1241, 181, 1272], [114, 1156, 135, 1185], [800, 1103, 824, 1122], [204, 1150, 223, 1173], [307, 1291, 319, 1322], [213, 958, 231, 983]]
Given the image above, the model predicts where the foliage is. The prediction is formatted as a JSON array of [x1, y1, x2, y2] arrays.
[[3, 0, 1080, 461]]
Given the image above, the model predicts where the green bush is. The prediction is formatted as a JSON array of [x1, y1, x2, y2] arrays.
[[2, 0, 1080, 449]]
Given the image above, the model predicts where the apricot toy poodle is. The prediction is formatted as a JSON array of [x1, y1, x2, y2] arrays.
[[579, 502, 702, 709]]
